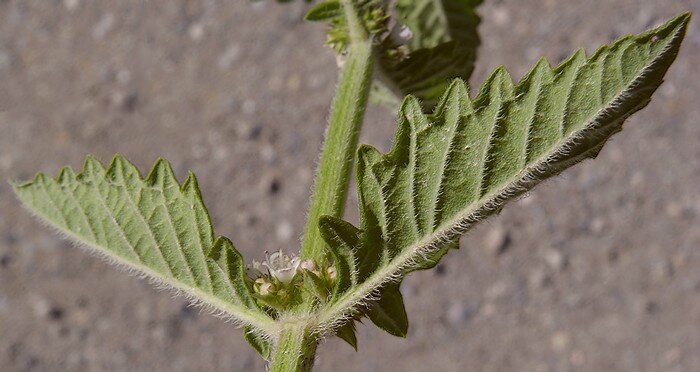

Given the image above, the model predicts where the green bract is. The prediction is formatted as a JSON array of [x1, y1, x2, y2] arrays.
[[12, 1, 691, 371]]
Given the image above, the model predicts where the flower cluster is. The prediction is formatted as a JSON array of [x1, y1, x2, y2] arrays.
[[248, 250, 338, 310]]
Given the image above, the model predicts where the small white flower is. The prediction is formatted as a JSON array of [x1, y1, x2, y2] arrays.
[[258, 250, 300, 284]]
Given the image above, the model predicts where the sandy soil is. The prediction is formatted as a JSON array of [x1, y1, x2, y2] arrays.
[[1, 1, 698, 371]]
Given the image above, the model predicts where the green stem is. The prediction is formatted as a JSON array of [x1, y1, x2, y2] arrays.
[[300, 4, 374, 262], [268, 325, 318, 372]]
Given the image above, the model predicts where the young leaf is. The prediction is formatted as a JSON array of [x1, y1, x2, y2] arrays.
[[305, 1, 343, 22], [397, 0, 483, 51], [367, 283, 408, 337], [375, 41, 477, 109], [12, 155, 277, 335], [373, 0, 484, 108], [335, 320, 359, 350], [245, 326, 273, 360], [317, 13, 690, 331]]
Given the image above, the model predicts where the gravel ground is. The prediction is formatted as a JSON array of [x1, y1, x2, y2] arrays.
[[1, 1, 698, 371]]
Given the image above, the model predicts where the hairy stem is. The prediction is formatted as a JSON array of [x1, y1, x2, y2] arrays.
[[300, 2, 373, 262], [268, 325, 318, 372]]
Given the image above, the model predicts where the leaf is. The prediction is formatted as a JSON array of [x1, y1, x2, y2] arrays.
[[245, 326, 273, 360], [12, 155, 276, 335], [305, 1, 343, 22], [335, 320, 359, 350], [367, 283, 408, 337], [301, 269, 331, 301], [397, 0, 483, 51], [318, 14, 690, 331], [373, 0, 484, 109], [318, 216, 359, 298]]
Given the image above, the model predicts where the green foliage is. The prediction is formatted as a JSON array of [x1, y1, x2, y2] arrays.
[[305, 1, 343, 21], [12, 1, 691, 369], [397, 0, 482, 50], [12, 155, 276, 334], [374, 0, 483, 109], [317, 13, 690, 335]]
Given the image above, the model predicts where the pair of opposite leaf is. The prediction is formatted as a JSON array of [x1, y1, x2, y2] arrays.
[[13, 5, 690, 359]]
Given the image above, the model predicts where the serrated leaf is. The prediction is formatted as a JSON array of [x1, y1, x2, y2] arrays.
[[367, 283, 408, 337], [319, 14, 690, 330], [13, 155, 276, 334], [305, 1, 343, 22]]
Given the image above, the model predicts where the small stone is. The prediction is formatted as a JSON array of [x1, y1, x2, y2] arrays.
[[589, 217, 605, 234], [446, 302, 478, 325], [651, 258, 674, 282], [31, 296, 51, 318], [570, 350, 586, 366], [287, 74, 302, 92], [242, 100, 257, 115], [260, 144, 276, 162], [478, 302, 496, 318], [543, 248, 566, 271], [665, 202, 683, 218], [550, 331, 570, 352], [433, 264, 446, 276], [484, 225, 511, 256], [276, 221, 293, 242], [0, 49, 11, 71], [92, 14, 115, 40], [116, 69, 132, 85], [218, 44, 241, 70], [493, 6, 510, 26], [48, 306, 64, 321], [63, 0, 80, 10], [188, 23, 205, 41], [269, 178, 281, 194], [485, 281, 508, 300], [663, 348, 682, 365], [645, 300, 659, 315], [528, 268, 552, 289], [0, 254, 12, 268]]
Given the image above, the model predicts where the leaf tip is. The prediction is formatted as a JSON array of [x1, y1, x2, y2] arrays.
[[146, 157, 178, 188]]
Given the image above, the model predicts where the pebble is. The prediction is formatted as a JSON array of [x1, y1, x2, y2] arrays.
[[92, 13, 115, 40], [542, 248, 566, 271], [446, 301, 479, 325], [217, 44, 241, 70], [550, 331, 570, 352], [188, 23, 205, 42], [63, 0, 80, 10], [570, 350, 586, 366], [651, 258, 674, 282], [484, 224, 511, 256], [588, 217, 605, 234], [528, 267, 552, 289], [485, 281, 509, 300], [0, 49, 11, 71], [275, 221, 293, 242], [663, 348, 682, 365]]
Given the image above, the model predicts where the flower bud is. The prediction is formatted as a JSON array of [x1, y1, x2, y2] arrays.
[[327, 266, 337, 281]]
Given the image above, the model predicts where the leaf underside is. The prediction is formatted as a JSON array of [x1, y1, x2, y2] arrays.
[[13, 156, 275, 334], [319, 14, 690, 334]]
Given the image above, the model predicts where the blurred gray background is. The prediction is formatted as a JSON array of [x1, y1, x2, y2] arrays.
[[0, 1, 698, 371]]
